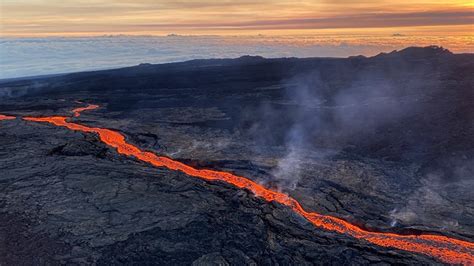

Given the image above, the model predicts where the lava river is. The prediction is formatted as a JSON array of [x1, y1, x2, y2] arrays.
[[0, 114, 15, 121], [1, 104, 473, 264]]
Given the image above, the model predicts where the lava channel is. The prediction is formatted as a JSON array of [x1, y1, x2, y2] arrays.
[[72, 104, 100, 117], [0, 114, 15, 121], [18, 104, 474, 265]]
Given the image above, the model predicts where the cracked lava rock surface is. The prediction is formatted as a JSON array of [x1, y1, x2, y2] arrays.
[[1, 47, 473, 265]]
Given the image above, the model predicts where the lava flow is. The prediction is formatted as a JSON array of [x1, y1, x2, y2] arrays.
[[72, 104, 100, 117], [0, 114, 15, 121], [20, 104, 474, 265]]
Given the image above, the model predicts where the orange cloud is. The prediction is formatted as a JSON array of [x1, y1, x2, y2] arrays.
[[1, 0, 473, 36]]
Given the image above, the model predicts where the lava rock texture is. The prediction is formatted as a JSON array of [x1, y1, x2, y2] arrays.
[[0, 46, 473, 265]]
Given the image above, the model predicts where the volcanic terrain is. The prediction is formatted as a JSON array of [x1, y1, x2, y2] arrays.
[[0, 46, 473, 265]]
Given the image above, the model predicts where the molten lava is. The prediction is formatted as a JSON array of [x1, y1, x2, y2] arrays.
[[72, 104, 100, 117], [21, 103, 474, 265], [0, 114, 15, 121]]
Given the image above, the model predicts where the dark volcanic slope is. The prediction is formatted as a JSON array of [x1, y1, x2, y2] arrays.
[[1, 46, 473, 265]]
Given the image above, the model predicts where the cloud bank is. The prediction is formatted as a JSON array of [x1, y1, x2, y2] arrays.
[[1, 35, 472, 79]]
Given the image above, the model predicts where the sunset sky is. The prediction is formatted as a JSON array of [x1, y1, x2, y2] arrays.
[[1, 0, 473, 37]]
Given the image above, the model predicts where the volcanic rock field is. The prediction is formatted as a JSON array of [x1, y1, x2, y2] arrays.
[[0, 46, 473, 265]]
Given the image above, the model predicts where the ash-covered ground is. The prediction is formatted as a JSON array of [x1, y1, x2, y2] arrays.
[[0, 46, 473, 265]]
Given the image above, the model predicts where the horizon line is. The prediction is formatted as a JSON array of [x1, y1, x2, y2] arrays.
[[2, 46, 472, 82]]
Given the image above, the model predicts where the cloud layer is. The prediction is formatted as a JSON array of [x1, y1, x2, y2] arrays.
[[1, 0, 472, 36], [0, 35, 472, 79]]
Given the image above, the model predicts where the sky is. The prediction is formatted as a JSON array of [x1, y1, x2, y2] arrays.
[[1, 0, 473, 79], [0, 0, 473, 37]]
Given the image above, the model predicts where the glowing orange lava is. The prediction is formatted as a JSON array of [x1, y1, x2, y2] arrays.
[[72, 104, 99, 117], [22, 104, 474, 265], [0, 114, 15, 121]]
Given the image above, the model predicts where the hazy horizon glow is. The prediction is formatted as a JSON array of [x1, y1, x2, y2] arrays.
[[0, 34, 472, 80]]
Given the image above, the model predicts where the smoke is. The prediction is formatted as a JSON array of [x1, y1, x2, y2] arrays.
[[388, 165, 473, 230], [246, 59, 440, 191], [243, 72, 327, 189], [0, 87, 18, 98], [0, 81, 50, 99], [268, 72, 336, 189], [270, 127, 305, 190]]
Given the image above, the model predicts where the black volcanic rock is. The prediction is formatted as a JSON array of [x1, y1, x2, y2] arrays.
[[375, 45, 452, 59], [0, 47, 472, 264], [48, 135, 109, 158]]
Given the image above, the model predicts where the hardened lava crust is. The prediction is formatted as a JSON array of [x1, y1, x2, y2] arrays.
[[1, 47, 473, 265]]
